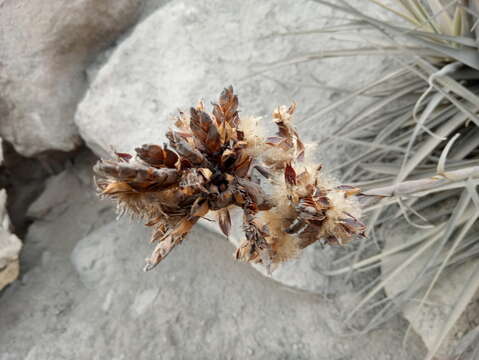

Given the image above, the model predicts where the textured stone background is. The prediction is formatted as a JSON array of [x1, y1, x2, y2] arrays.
[[0, 1, 430, 359]]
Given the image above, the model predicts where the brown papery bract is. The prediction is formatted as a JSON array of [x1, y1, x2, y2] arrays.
[[94, 86, 365, 272]]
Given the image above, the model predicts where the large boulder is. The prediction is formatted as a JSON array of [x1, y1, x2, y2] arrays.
[[74, 0, 393, 291], [0, 189, 22, 291], [0, 139, 22, 290], [0, 156, 427, 358], [0, 0, 143, 157], [75, 0, 390, 162]]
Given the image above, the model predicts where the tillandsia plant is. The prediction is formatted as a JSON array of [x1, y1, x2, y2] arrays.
[[275, 1, 479, 360], [93, 86, 365, 273]]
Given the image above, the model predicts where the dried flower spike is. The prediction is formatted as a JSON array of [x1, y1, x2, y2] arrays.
[[94, 86, 365, 272]]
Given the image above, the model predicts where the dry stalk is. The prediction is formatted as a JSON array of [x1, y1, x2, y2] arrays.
[[94, 87, 366, 272], [363, 166, 479, 197]]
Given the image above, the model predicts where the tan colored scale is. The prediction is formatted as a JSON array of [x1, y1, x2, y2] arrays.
[[94, 86, 366, 273]]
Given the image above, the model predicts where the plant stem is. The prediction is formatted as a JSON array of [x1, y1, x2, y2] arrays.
[[362, 165, 479, 197]]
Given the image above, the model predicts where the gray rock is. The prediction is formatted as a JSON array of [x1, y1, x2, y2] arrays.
[[75, 0, 392, 164], [18, 150, 115, 272], [382, 220, 479, 356], [139, 0, 172, 20], [1, 142, 22, 290], [0, 154, 427, 359], [0, 0, 144, 156], [74, 0, 394, 291], [0, 189, 22, 290], [66, 220, 424, 360], [2, 223, 428, 359]]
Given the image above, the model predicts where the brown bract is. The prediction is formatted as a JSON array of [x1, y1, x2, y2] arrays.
[[93, 86, 365, 273]]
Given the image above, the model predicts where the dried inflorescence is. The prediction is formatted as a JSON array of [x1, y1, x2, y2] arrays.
[[94, 86, 366, 272]]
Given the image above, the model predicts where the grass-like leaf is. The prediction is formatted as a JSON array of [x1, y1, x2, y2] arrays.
[[291, 1, 479, 357]]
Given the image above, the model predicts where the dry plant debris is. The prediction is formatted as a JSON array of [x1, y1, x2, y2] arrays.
[[94, 87, 365, 272]]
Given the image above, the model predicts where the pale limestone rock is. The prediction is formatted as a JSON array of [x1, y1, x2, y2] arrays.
[[74, 0, 394, 291], [0, 0, 143, 156], [0, 189, 22, 290]]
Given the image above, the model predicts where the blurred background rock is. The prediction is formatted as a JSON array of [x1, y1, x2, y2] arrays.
[[0, 0, 441, 359]]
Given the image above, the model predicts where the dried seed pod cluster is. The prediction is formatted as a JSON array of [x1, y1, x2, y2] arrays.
[[94, 86, 365, 272]]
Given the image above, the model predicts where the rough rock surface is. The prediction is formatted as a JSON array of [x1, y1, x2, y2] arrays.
[[75, 0, 394, 291], [0, 190, 22, 291], [139, 0, 172, 20], [0, 153, 427, 359], [0, 0, 144, 156], [0, 140, 22, 290], [75, 0, 393, 161], [0, 140, 77, 238], [382, 220, 479, 356]]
